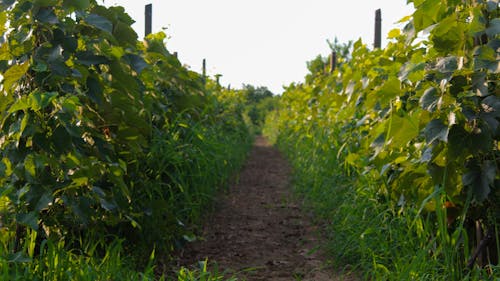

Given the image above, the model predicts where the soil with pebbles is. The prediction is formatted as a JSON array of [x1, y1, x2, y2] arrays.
[[174, 136, 356, 281]]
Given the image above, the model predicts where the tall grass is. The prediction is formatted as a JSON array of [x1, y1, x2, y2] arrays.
[[0, 92, 251, 281], [0, 232, 239, 280], [266, 126, 500, 280]]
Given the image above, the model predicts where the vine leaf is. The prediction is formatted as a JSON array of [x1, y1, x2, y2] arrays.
[[424, 119, 448, 144], [113, 21, 138, 46], [388, 113, 420, 148], [486, 18, 500, 37], [474, 46, 499, 73], [2, 61, 30, 93], [472, 72, 489, 97], [86, 76, 104, 106], [420, 87, 439, 112], [34, 192, 53, 212], [124, 54, 148, 74], [436, 56, 458, 73], [16, 212, 39, 230], [76, 51, 109, 66], [463, 161, 495, 202], [85, 14, 113, 33], [63, 0, 89, 10], [29, 91, 58, 111], [35, 7, 59, 24], [481, 95, 500, 132]]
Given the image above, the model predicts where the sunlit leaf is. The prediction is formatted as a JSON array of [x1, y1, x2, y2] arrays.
[[420, 87, 439, 112], [2, 61, 30, 93], [29, 91, 58, 111]]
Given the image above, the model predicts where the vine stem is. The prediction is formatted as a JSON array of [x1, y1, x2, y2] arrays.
[[466, 227, 494, 270]]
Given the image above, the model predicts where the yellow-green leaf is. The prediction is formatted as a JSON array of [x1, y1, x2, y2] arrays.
[[2, 61, 30, 94]]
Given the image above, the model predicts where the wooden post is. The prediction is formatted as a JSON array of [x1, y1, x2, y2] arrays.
[[173, 52, 178, 58], [202, 58, 206, 85], [374, 9, 382, 49], [329, 51, 337, 73], [145, 4, 152, 36], [215, 74, 222, 86]]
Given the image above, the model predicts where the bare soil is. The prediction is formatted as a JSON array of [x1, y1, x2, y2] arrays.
[[175, 136, 355, 280]]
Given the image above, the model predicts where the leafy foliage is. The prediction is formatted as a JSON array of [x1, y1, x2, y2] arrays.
[[269, 0, 500, 278], [0, 0, 251, 274]]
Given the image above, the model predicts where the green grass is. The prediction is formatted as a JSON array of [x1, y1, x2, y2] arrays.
[[0, 109, 251, 281], [0, 232, 241, 281], [268, 128, 500, 281]]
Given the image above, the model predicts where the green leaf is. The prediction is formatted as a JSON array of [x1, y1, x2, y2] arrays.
[[473, 46, 499, 73], [29, 91, 58, 111], [387, 28, 401, 39], [0, 11, 7, 35], [370, 133, 386, 156], [123, 54, 148, 74], [2, 61, 30, 93], [52, 125, 72, 154], [447, 125, 470, 158], [449, 75, 468, 96], [8, 96, 31, 113], [85, 14, 113, 33], [86, 76, 104, 105], [436, 56, 458, 73], [92, 186, 106, 198], [377, 77, 401, 105], [420, 87, 439, 112], [75, 51, 109, 66], [424, 119, 448, 144], [34, 192, 53, 212], [463, 161, 495, 202], [60, 95, 81, 114], [412, 0, 441, 31], [487, 1, 499, 12], [472, 72, 489, 97], [33, 0, 58, 7], [24, 155, 36, 178], [100, 198, 117, 211], [399, 61, 425, 83], [486, 18, 500, 37], [17, 212, 39, 230], [430, 15, 463, 53], [6, 252, 32, 263], [63, 0, 89, 10], [0, 0, 16, 9], [35, 7, 58, 24], [113, 21, 138, 46], [482, 96, 500, 117], [388, 113, 420, 148]]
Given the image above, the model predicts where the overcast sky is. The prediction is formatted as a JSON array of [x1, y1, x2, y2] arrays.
[[102, 1, 414, 94]]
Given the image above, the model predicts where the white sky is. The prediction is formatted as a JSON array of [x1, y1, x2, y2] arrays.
[[102, 1, 414, 94]]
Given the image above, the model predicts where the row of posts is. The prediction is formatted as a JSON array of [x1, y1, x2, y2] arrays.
[[144, 4, 382, 78]]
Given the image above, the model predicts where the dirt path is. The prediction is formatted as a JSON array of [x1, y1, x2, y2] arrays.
[[176, 136, 349, 280]]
